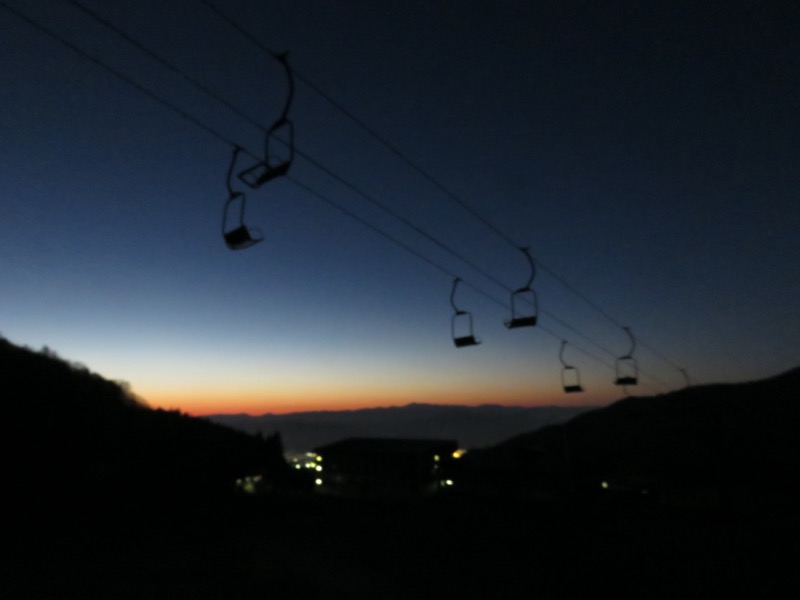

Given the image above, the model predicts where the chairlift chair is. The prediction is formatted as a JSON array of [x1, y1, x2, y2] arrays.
[[238, 52, 295, 189], [614, 326, 639, 386], [223, 193, 263, 250], [450, 278, 480, 348], [223, 147, 263, 250], [559, 341, 584, 393], [505, 288, 538, 328], [504, 247, 538, 329], [452, 312, 480, 347], [562, 368, 583, 393]]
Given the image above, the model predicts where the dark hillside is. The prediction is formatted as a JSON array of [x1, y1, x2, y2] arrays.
[[460, 367, 800, 510], [2, 336, 289, 502], [4, 336, 798, 599]]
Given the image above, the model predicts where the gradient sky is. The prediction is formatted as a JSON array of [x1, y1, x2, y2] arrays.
[[2, 0, 798, 415]]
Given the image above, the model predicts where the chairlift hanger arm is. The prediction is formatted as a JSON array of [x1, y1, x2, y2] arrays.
[[559, 340, 583, 392], [504, 248, 538, 329], [622, 326, 636, 358], [614, 326, 639, 386], [238, 52, 294, 189], [222, 144, 263, 249], [270, 51, 294, 125], [449, 277, 481, 347], [559, 340, 570, 368], [450, 277, 464, 314], [223, 146, 247, 239], [516, 246, 536, 291], [226, 145, 243, 198]]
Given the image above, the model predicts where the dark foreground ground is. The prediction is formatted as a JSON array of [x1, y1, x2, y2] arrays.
[[8, 492, 800, 599]]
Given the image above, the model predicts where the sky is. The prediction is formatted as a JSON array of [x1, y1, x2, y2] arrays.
[[2, 0, 798, 415]]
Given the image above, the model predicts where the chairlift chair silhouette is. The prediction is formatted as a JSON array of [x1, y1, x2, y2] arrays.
[[559, 341, 584, 393], [614, 326, 639, 386], [238, 52, 295, 189], [505, 247, 538, 329], [223, 146, 263, 250], [450, 278, 481, 348]]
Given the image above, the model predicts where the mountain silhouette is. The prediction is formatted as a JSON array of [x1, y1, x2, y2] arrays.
[[208, 403, 594, 451], [6, 335, 799, 599], [2, 336, 289, 503], [458, 366, 800, 509]]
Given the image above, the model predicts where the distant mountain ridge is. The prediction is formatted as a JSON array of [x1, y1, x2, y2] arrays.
[[10, 329, 797, 514], [207, 403, 596, 451]]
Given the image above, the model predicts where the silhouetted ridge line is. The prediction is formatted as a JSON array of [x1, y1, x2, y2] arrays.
[[208, 403, 595, 452], [2, 336, 290, 501], [458, 364, 800, 509]]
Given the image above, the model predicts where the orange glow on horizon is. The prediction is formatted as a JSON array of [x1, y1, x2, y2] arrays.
[[140, 385, 607, 416], [131, 363, 617, 416]]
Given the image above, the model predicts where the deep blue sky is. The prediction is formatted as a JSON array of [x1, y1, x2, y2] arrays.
[[2, 0, 798, 414]]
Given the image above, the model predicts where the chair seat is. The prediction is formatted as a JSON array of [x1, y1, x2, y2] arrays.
[[454, 335, 480, 348], [224, 226, 262, 250], [505, 315, 537, 329]]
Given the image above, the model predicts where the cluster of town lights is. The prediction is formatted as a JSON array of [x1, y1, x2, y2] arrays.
[[287, 452, 325, 486], [241, 448, 469, 494], [289, 452, 323, 471]]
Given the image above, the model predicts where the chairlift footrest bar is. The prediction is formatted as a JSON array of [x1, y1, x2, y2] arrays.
[[237, 160, 291, 189]]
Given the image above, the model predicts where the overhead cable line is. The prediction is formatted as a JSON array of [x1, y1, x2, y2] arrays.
[[59, 0, 511, 299], [189, 8, 671, 390], [286, 176, 663, 391], [62, 0, 269, 137], [293, 142, 674, 391], [77, 0, 671, 392], [7, 0, 668, 394], [1, 1, 487, 307], [55, 1, 544, 307], [198, 0, 685, 382], [1, 0, 248, 153]]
